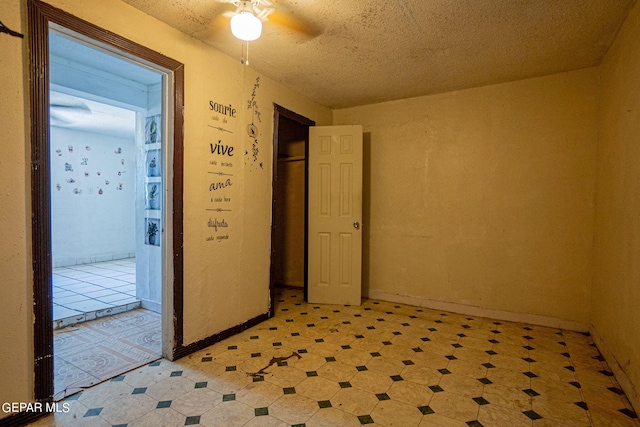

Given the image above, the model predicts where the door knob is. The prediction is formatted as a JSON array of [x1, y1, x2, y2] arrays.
[[353, 221, 360, 230]]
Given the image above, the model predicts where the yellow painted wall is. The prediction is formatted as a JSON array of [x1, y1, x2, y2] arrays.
[[0, 0, 33, 413], [3, 0, 639, 418], [0, 0, 331, 414], [334, 68, 599, 327], [592, 0, 640, 410]]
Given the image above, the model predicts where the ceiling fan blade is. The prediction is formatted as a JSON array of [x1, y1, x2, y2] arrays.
[[50, 92, 91, 112], [267, 10, 322, 39]]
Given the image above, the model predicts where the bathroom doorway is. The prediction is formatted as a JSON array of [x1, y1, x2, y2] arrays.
[[49, 28, 166, 399], [29, 0, 185, 403]]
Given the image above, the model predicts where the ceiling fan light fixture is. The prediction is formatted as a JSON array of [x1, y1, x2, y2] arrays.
[[230, 11, 262, 41]]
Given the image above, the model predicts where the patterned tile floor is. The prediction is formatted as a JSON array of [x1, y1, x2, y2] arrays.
[[54, 308, 162, 400], [53, 259, 139, 327], [32, 288, 639, 427]]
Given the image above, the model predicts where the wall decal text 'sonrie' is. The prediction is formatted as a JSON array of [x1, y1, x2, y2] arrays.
[[209, 101, 237, 118]]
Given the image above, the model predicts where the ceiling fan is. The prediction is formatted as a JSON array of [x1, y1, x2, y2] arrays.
[[222, 0, 274, 41], [214, 0, 321, 42], [212, 0, 321, 65]]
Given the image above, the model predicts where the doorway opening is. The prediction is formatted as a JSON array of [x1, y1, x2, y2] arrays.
[[49, 29, 166, 398], [269, 105, 315, 313], [29, 0, 184, 404]]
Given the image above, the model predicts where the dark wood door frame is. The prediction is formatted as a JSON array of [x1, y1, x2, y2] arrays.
[[269, 105, 315, 315], [28, 0, 184, 404]]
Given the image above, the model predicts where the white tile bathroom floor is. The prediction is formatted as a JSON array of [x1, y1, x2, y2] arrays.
[[53, 259, 139, 327], [32, 287, 639, 427]]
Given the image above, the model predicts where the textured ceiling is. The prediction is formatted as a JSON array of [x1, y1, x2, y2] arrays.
[[124, 0, 635, 108]]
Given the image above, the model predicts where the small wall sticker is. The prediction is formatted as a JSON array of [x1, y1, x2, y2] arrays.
[[145, 115, 161, 144], [145, 218, 161, 246], [245, 76, 263, 170], [146, 183, 162, 210], [146, 149, 161, 177]]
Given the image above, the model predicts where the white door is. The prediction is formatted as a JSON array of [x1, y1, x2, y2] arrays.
[[308, 125, 363, 305]]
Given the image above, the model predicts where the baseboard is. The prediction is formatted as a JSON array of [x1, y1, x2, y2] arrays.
[[53, 253, 135, 268], [590, 325, 640, 415], [53, 301, 141, 330], [275, 282, 304, 290], [275, 281, 304, 289], [366, 289, 589, 332], [172, 312, 269, 360], [140, 299, 161, 313], [0, 403, 50, 427]]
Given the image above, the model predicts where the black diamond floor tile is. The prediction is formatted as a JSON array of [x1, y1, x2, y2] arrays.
[[358, 414, 375, 424], [156, 400, 171, 408], [523, 410, 543, 420], [84, 408, 103, 417], [418, 405, 435, 415], [318, 400, 332, 409], [185, 415, 201, 425], [608, 387, 625, 395], [620, 408, 638, 419], [473, 397, 490, 405], [575, 401, 588, 410]]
